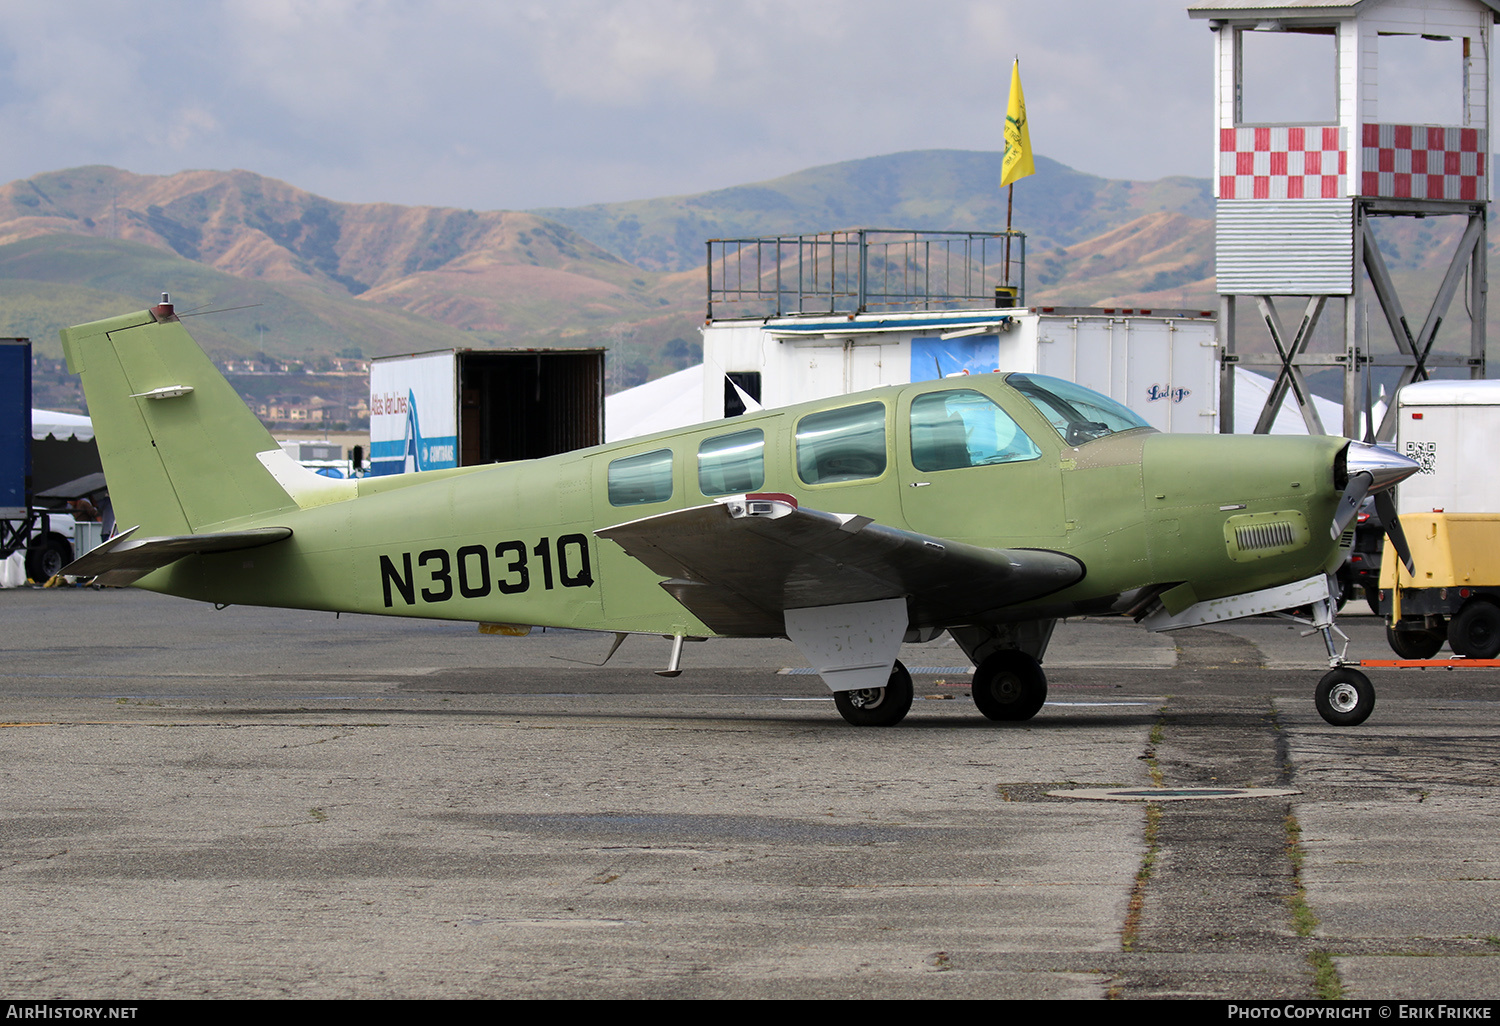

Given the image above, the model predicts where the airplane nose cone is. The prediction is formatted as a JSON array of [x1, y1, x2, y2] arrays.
[[1342, 440, 1421, 492]]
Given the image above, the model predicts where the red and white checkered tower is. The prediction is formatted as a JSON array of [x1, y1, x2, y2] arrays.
[[1189, 0, 1495, 438]]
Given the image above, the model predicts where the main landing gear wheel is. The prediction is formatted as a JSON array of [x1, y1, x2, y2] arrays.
[[833, 660, 913, 727], [1316, 668, 1376, 727], [972, 650, 1047, 722]]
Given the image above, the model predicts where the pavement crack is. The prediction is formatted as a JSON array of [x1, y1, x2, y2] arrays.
[[1112, 693, 1316, 998]]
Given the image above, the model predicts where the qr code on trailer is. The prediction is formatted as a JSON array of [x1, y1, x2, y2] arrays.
[[1404, 440, 1437, 474]]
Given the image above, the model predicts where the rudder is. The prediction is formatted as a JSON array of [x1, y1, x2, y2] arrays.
[[61, 299, 297, 536]]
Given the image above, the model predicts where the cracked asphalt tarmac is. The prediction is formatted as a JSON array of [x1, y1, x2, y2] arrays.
[[2, 588, 1498, 1000]]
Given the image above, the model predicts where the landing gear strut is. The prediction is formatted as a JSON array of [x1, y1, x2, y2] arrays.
[[1290, 587, 1376, 727]]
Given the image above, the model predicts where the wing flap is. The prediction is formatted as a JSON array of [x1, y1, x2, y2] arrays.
[[596, 496, 1082, 636], [63, 525, 293, 586]]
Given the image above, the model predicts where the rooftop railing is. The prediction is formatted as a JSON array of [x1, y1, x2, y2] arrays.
[[706, 229, 1025, 320]]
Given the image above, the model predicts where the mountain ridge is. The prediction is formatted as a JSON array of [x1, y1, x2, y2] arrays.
[[0, 153, 1227, 379], [7, 149, 1481, 411]]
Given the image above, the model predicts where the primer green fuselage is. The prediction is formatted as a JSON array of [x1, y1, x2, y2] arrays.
[[141, 375, 1346, 637]]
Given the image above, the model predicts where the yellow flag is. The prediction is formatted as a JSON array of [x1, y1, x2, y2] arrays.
[[1001, 59, 1035, 187]]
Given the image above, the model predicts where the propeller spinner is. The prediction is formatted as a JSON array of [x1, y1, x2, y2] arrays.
[[1332, 441, 1421, 575]]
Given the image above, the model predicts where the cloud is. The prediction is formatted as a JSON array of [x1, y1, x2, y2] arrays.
[[0, 1, 1477, 211], [523, 0, 720, 104]]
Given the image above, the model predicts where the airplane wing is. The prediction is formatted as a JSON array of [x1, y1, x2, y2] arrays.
[[63, 525, 293, 586], [595, 494, 1083, 636]]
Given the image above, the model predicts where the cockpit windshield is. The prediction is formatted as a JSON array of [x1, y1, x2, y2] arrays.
[[1006, 373, 1152, 446]]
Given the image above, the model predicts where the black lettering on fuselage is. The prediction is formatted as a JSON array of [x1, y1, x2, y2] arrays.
[[419, 549, 452, 602], [380, 536, 595, 606], [557, 533, 593, 587], [457, 544, 490, 598], [381, 553, 414, 608], [533, 539, 554, 590], [495, 540, 529, 595]]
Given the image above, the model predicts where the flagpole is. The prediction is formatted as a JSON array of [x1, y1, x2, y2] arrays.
[[1000, 56, 1033, 303], [1004, 184, 1013, 286]]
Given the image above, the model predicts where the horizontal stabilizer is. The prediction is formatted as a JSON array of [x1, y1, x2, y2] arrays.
[[597, 496, 1083, 636], [63, 525, 292, 586]]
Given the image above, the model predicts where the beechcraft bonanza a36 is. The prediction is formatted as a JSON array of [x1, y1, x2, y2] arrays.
[[63, 300, 1420, 727]]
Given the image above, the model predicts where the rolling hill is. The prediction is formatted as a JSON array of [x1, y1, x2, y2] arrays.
[[531, 151, 1216, 274], [0, 155, 1229, 394], [5, 150, 1490, 418]]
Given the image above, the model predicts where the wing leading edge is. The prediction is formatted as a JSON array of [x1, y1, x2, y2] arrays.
[[595, 494, 1084, 637]]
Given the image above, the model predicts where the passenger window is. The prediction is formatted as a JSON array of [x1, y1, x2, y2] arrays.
[[608, 448, 673, 506], [796, 402, 887, 484], [698, 428, 765, 495], [910, 389, 1041, 471]]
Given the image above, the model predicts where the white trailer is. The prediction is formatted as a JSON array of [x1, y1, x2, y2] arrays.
[[1377, 380, 1500, 659], [1392, 379, 1500, 515], [702, 305, 1221, 433]]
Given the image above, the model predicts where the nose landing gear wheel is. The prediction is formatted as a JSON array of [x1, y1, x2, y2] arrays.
[[833, 660, 914, 726], [1316, 668, 1375, 726], [972, 650, 1047, 722]]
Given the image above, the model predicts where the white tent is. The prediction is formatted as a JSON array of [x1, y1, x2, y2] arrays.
[[32, 408, 93, 442], [1233, 369, 1346, 435], [606, 364, 703, 442]]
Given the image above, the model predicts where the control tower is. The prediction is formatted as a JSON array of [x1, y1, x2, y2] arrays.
[[1188, 0, 1495, 437]]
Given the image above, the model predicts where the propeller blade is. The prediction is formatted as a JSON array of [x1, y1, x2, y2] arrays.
[[1331, 471, 1373, 539], [1374, 489, 1415, 577]]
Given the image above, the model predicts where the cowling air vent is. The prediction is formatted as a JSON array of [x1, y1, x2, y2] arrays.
[[1223, 510, 1309, 562]]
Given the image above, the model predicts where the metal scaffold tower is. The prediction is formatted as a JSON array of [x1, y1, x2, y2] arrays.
[[1189, 0, 1496, 438]]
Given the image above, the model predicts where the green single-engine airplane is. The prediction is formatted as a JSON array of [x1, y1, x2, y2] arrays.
[[62, 298, 1420, 727]]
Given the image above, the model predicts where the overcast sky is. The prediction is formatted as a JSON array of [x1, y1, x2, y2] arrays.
[[0, 1, 1476, 211]]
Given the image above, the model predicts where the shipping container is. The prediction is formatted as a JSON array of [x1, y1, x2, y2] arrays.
[[0, 339, 28, 519], [368, 348, 605, 476]]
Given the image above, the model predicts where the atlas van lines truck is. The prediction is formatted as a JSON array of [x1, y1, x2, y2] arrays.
[[1380, 380, 1500, 659]]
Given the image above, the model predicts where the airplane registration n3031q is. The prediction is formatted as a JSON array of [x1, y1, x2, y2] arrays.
[[62, 298, 1419, 728]]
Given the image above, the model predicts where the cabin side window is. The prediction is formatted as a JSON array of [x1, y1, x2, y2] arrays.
[[698, 428, 765, 495], [608, 448, 674, 505], [796, 402, 887, 484], [910, 389, 1041, 471]]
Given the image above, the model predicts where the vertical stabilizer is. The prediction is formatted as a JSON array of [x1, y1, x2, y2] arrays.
[[61, 304, 297, 535]]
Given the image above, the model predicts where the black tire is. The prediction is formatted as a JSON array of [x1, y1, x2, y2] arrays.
[[971, 650, 1047, 722], [1449, 599, 1500, 659], [833, 660, 913, 727], [25, 534, 72, 582], [1363, 584, 1381, 612], [1316, 668, 1376, 726], [1385, 623, 1444, 660]]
